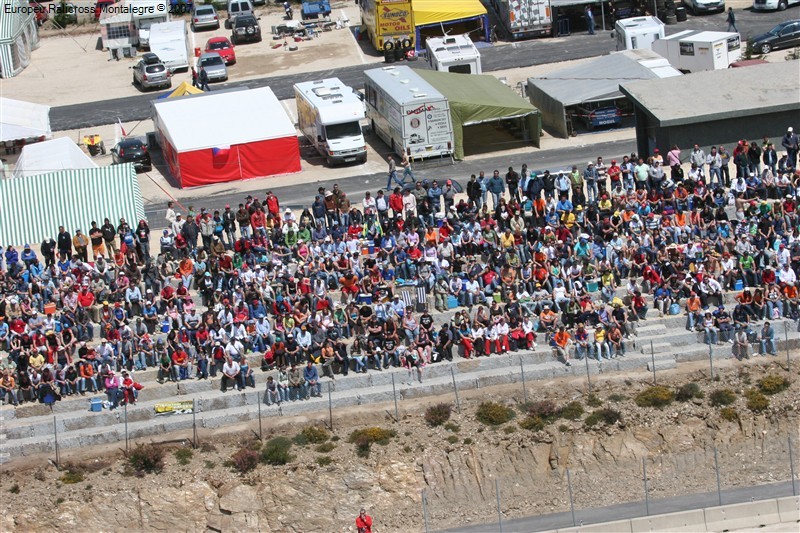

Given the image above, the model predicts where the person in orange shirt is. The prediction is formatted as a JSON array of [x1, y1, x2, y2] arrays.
[[783, 283, 798, 317], [552, 326, 572, 366], [178, 256, 194, 290], [686, 292, 702, 331]]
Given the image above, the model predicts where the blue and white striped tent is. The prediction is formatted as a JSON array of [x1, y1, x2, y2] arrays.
[[0, 0, 40, 78], [0, 163, 146, 247]]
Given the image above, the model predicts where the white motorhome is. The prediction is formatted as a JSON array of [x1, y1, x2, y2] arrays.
[[425, 35, 482, 74], [652, 30, 741, 72], [364, 66, 454, 160], [294, 78, 368, 166], [148, 20, 190, 71], [615, 16, 665, 51], [133, 0, 170, 48]]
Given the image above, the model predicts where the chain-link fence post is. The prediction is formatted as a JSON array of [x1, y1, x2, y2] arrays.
[[785, 322, 791, 371], [257, 393, 263, 441], [643, 457, 650, 516], [124, 400, 129, 453], [789, 435, 797, 497], [650, 340, 656, 384], [708, 343, 714, 380], [584, 351, 592, 392], [53, 416, 60, 468], [391, 373, 399, 422], [450, 366, 460, 413], [567, 467, 576, 527], [713, 447, 722, 506], [519, 357, 527, 402], [495, 478, 503, 533], [192, 399, 198, 449], [327, 382, 334, 432]]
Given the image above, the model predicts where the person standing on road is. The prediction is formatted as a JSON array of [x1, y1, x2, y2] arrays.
[[726, 7, 738, 33], [191, 67, 198, 88], [198, 67, 210, 91], [386, 155, 403, 190], [585, 5, 595, 35]]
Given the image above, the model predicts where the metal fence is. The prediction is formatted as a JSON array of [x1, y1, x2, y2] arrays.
[[422, 434, 798, 532]]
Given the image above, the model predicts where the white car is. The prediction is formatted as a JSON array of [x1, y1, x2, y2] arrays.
[[683, 0, 725, 13], [752, 0, 800, 11]]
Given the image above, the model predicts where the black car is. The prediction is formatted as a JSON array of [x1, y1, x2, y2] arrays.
[[231, 14, 261, 44], [751, 19, 800, 54], [111, 138, 152, 172]]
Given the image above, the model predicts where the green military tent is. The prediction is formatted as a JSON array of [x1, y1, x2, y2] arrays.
[[415, 69, 541, 160]]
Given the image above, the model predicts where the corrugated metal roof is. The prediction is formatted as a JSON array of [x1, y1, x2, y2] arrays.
[[0, 164, 145, 246], [527, 49, 682, 107]]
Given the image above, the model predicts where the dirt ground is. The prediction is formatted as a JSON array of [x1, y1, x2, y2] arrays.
[[1, 357, 798, 532]]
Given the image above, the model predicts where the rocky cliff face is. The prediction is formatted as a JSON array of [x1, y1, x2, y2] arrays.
[[3, 364, 798, 532]]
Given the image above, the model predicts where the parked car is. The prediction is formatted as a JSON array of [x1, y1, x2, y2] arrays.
[[111, 138, 152, 172], [198, 52, 228, 82], [225, 0, 254, 29], [682, 0, 725, 13], [131, 53, 172, 91], [190, 4, 219, 31], [205, 36, 236, 64], [29, 1, 48, 26], [751, 19, 800, 53], [231, 14, 261, 44], [752, 0, 799, 10]]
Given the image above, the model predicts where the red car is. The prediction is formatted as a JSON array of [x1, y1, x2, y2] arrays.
[[205, 37, 236, 65], [29, 1, 48, 26]]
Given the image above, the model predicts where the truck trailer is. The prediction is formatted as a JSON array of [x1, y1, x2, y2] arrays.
[[489, 0, 552, 40], [294, 78, 368, 165], [364, 66, 454, 160]]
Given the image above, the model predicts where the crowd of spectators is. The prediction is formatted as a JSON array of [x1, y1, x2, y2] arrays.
[[1, 129, 799, 409]]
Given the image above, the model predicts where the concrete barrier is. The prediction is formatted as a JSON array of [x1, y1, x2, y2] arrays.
[[703, 499, 782, 531], [558, 519, 633, 533], [777, 495, 800, 523], [630, 509, 706, 532]]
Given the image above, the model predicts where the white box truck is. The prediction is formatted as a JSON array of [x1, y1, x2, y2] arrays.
[[652, 30, 741, 72], [425, 35, 482, 74], [489, 0, 552, 40], [615, 16, 665, 51], [148, 20, 190, 71], [294, 78, 368, 166], [364, 66, 454, 160], [132, 0, 170, 49]]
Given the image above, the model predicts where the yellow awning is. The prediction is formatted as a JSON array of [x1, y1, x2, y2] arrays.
[[411, 0, 487, 27]]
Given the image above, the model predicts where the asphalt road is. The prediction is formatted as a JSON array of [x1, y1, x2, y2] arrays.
[[143, 137, 634, 222], [442, 480, 798, 533], [49, 8, 789, 131]]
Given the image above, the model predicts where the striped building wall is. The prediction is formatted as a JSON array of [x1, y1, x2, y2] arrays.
[[0, 164, 146, 246]]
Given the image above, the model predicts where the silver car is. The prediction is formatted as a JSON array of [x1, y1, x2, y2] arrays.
[[198, 52, 228, 82], [191, 4, 219, 31], [131, 53, 172, 91]]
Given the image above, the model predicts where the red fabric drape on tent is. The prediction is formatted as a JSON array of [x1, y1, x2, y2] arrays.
[[173, 137, 301, 188]]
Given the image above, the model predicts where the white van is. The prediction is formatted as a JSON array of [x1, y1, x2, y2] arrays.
[[294, 78, 368, 165], [225, 0, 254, 28], [364, 66, 454, 160], [752, 0, 800, 10]]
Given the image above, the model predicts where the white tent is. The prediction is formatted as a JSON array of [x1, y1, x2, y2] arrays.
[[0, 97, 51, 142], [12, 137, 98, 179]]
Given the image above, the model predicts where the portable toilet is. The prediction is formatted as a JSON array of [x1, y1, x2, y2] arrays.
[[615, 16, 666, 51]]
